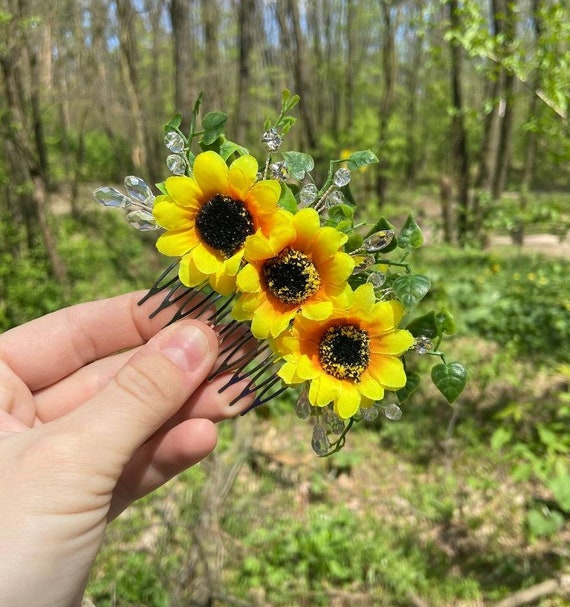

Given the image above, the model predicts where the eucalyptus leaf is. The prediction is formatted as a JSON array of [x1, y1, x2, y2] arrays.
[[431, 362, 467, 404]]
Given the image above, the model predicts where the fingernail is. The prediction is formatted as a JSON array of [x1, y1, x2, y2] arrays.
[[161, 325, 210, 373]]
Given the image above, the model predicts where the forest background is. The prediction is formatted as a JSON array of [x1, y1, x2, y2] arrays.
[[1, 0, 570, 606]]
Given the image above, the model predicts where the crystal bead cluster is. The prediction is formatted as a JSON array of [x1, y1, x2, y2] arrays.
[[93, 175, 158, 231]]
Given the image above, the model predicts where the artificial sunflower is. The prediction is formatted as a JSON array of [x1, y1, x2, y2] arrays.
[[152, 151, 287, 295], [232, 207, 355, 338], [276, 283, 415, 419]]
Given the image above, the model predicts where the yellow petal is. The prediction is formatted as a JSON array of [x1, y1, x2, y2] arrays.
[[246, 179, 281, 212], [292, 208, 320, 248], [153, 198, 195, 230], [164, 176, 202, 207], [358, 371, 385, 401], [334, 383, 361, 419], [210, 267, 236, 295], [316, 375, 341, 406], [278, 361, 302, 385], [179, 254, 206, 287], [244, 232, 278, 261], [368, 354, 408, 389], [192, 243, 221, 274], [224, 250, 244, 276], [310, 226, 347, 262], [351, 283, 376, 312], [237, 263, 261, 292], [156, 229, 197, 256], [229, 155, 258, 197], [319, 253, 355, 286], [269, 308, 296, 338], [372, 330, 414, 355], [250, 300, 278, 338], [297, 354, 320, 380], [302, 300, 333, 320], [193, 151, 229, 199]]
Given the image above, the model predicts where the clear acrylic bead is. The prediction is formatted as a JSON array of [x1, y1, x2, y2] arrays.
[[367, 271, 386, 289], [324, 190, 344, 209], [124, 176, 154, 208], [166, 153, 187, 175], [333, 167, 351, 187], [363, 229, 395, 252], [299, 183, 318, 206], [261, 128, 282, 152], [126, 209, 158, 231], [295, 391, 312, 420], [93, 186, 131, 208], [384, 403, 402, 421], [270, 161, 288, 181], [323, 408, 345, 435], [311, 424, 330, 456], [352, 254, 376, 274], [413, 336, 434, 354], [164, 130, 185, 153], [360, 404, 379, 421]]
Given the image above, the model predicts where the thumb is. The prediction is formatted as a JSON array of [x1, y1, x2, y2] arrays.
[[67, 320, 219, 468]]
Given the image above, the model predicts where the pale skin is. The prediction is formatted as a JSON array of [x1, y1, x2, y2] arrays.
[[0, 291, 252, 607]]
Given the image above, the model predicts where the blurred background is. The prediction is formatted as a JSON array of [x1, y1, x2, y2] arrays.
[[1, 0, 569, 605]]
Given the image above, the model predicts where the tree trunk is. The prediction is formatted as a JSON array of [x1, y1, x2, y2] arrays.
[[447, 0, 470, 244], [376, 0, 396, 206], [201, 0, 222, 110], [287, 0, 317, 150], [116, 0, 153, 180], [235, 0, 255, 144], [520, 0, 543, 195], [491, 0, 517, 200], [170, 0, 195, 125]]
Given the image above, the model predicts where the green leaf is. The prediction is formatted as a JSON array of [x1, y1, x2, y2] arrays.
[[164, 113, 183, 132], [219, 139, 248, 160], [397, 214, 424, 249], [436, 310, 456, 335], [527, 507, 564, 538], [346, 150, 379, 170], [406, 311, 439, 338], [365, 217, 397, 252], [392, 274, 431, 309], [282, 151, 314, 180], [345, 233, 363, 253], [431, 362, 467, 404], [547, 473, 570, 513], [397, 371, 420, 403], [201, 111, 228, 145], [490, 426, 512, 450], [328, 204, 355, 221], [278, 183, 297, 213]]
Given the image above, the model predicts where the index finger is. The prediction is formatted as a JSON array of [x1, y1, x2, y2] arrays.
[[0, 290, 190, 391]]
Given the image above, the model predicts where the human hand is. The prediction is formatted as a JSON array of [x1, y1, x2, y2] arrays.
[[0, 291, 251, 607]]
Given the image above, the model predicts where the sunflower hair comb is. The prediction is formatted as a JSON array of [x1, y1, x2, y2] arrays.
[[94, 91, 467, 456]]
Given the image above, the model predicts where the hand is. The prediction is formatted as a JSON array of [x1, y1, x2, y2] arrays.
[[0, 291, 251, 607]]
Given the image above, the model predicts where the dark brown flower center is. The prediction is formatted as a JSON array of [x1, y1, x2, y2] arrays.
[[195, 194, 254, 258], [318, 324, 370, 380], [263, 248, 321, 305]]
